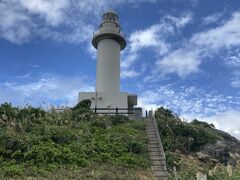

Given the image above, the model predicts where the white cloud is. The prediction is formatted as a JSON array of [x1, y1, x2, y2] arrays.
[[200, 111, 240, 140], [129, 24, 171, 54], [154, 11, 240, 79], [29, 63, 39, 68], [231, 71, 240, 88], [121, 69, 140, 78], [156, 49, 200, 78], [138, 85, 240, 117], [0, 1, 33, 44], [128, 13, 192, 54], [0, 0, 156, 44], [224, 49, 240, 88], [191, 12, 240, 51], [138, 90, 160, 110], [138, 86, 240, 139], [19, 0, 69, 26], [202, 12, 224, 25], [0, 74, 94, 107], [164, 12, 193, 29], [225, 55, 240, 68], [121, 12, 192, 79]]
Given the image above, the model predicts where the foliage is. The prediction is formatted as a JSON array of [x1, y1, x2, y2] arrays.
[[191, 119, 215, 129], [154, 107, 220, 171], [208, 167, 240, 180], [110, 115, 129, 125], [72, 99, 92, 115], [155, 107, 240, 179], [155, 107, 219, 154], [0, 103, 151, 178]]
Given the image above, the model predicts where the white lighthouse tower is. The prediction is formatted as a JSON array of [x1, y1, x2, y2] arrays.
[[78, 10, 137, 115]]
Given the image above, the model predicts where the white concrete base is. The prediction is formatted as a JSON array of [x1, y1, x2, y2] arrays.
[[78, 91, 137, 115]]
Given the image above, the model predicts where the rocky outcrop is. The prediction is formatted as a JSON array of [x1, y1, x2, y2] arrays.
[[198, 130, 240, 166]]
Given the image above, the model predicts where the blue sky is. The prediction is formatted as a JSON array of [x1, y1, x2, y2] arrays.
[[0, 0, 240, 138]]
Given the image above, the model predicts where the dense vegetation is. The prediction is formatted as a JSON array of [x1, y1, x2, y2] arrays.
[[155, 107, 240, 179], [1, 101, 240, 179], [155, 107, 218, 154], [0, 102, 153, 179]]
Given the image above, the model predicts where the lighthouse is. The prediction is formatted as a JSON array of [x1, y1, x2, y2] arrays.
[[78, 10, 137, 115], [93, 10, 126, 93]]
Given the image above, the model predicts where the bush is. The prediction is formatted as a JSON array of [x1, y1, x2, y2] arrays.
[[155, 107, 219, 152], [72, 99, 91, 111], [165, 151, 180, 169], [0, 103, 150, 178], [3, 164, 24, 176], [110, 115, 129, 125], [191, 119, 214, 129], [126, 141, 145, 154]]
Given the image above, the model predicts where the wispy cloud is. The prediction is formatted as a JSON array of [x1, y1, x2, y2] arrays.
[[153, 11, 240, 81], [191, 12, 240, 51], [200, 110, 240, 140], [224, 49, 240, 88], [121, 12, 192, 79], [29, 63, 39, 68], [139, 85, 240, 117], [0, 0, 156, 45], [0, 74, 94, 107], [201, 12, 224, 25], [231, 72, 240, 88], [138, 85, 240, 139], [156, 49, 200, 78]]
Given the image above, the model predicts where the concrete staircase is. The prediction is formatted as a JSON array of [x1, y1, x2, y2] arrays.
[[146, 117, 168, 180]]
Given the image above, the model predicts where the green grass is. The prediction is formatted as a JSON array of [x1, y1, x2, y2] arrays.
[[0, 103, 153, 179]]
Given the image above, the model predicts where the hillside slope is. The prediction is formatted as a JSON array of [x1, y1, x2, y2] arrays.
[[1, 102, 240, 179], [0, 103, 153, 179], [155, 107, 240, 179]]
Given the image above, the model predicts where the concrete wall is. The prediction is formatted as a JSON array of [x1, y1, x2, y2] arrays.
[[96, 39, 120, 92], [78, 91, 128, 114]]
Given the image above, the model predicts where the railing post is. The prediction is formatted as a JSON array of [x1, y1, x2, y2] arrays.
[[116, 107, 118, 115], [95, 107, 97, 113]]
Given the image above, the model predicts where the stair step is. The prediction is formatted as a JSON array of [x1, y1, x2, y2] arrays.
[[147, 127, 156, 131], [148, 144, 160, 148], [148, 150, 161, 153], [145, 118, 168, 179], [147, 133, 157, 136], [146, 130, 157, 133], [146, 134, 157, 136], [154, 171, 168, 176], [151, 161, 165, 166], [150, 152, 165, 156], [149, 152, 160, 156], [154, 175, 168, 180], [150, 155, 165, 159], [148, 147, 161, 150], [148, 139, 159, 141], [148, 141, 159, 143], [151, 165, 167, 169], [150, 157, 165, 162]]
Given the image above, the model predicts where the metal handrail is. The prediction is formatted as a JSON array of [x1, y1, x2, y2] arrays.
[[93, 30, 126, 39], [91, 108, 134, 110], [91, 107, 135, 115], [152, 116, 167, 161]]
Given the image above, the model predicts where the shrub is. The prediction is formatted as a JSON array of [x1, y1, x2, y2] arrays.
[[72, 99, 91, 111], [0, 103, 150, 178], [3, 164, 24, 176], [126, 141, 145, 154], [110, 115, 129, 125], [191, 119, 214, 129]]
